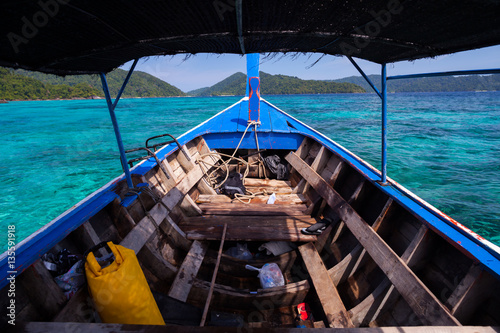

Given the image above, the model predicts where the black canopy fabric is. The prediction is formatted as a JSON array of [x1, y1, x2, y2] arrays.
[[1, 0, 499, 75]]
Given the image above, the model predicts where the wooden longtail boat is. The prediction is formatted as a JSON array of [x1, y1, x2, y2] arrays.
[[1, 1, 500, 332]]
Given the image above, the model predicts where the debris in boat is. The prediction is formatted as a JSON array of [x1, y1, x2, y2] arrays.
[[42, 249, 81, 276], [85, 241, 165, 325], [263, 154, 289, 180], [245, 263, 285, 288], [54, 260, 85, 300], [301, 217, 332, 235], [258, 241, 296, 256], [267, 192, 276, 204], [225, 243, 253, 260], [295, 302, 315, 328], [218, 171, 246, 198]]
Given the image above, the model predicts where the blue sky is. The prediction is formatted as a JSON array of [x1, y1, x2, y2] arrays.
[[121, 45, 500, 92]]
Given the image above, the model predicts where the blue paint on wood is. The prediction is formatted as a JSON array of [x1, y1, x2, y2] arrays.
[[0, 190, 119, 289], [248, 77, 261, 122], [203, 132, 303, 150], [245, 53, 260, 96]]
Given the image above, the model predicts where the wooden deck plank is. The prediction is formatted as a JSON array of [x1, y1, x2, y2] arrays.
[[245, 185, 293, 194], [299, 242, 354, 328], [198, 202, 307, 216], [196, 194, 306, 205], [168, 240, 209, 302], [182, 214, 316, 226], [184, 225, 317, 242], [285, 151, 460, 326], [243, 178, 292, 188]]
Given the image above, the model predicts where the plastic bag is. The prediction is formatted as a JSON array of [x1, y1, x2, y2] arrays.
[[225, 243, 253, 260], [245, 263, 285, 288], [54, 260, 85, 300]]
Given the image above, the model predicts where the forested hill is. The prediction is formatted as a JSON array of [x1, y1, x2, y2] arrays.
[[333, 74, 500, 93], [0, 68, 185, 101], [188, 72, 365, 96]]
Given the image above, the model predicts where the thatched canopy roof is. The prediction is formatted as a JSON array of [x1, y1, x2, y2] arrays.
[[1, 0, 499, 75]]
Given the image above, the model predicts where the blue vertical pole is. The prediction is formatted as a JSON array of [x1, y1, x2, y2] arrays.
[[100, 73, 134, 189], [381, 63, 388, 184], [245, 53, 260, 97]]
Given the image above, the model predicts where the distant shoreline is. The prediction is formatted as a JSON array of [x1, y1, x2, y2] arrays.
[[2, 90, 498, 102]]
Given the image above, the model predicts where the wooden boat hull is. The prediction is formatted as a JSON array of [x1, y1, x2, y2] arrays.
[[1, 97, 499, 331]]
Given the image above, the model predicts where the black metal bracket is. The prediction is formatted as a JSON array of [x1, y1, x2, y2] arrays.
[[145, 133, 191, 161], [125, 147, 171, 179]]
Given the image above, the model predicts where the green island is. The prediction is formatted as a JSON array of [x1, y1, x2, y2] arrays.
[[331, 74, 500, 93], [187, 72, 365, 96], [2, 67, 499, 102], [0, 67, 185, 101]]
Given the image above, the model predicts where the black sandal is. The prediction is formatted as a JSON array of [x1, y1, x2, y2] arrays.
[[301, 218, 332, 235]]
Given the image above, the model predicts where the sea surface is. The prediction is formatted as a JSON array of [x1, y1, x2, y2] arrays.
[[1, 92, 499, 248]]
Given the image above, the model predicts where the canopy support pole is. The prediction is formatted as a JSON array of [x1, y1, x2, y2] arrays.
[[347, 56, 388, 184], [99, 59, 139, 189], [388, 68, 500, 80], [347, 56, 382, 98], [381, 63, 388, 185]]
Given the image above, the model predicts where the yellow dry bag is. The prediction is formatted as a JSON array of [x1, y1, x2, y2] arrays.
[[85, 241, 165, 325]]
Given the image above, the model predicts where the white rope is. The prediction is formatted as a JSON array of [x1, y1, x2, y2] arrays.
[[195, 120, 272, 204]]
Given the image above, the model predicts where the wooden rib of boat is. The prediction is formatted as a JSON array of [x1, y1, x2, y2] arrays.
[[2, 97, 499, 331]]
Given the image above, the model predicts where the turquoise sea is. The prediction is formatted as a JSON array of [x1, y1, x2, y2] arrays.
[[1, 92, 499, 247]]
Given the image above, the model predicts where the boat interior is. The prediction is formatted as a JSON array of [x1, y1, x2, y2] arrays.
[[4, 135, 500, 331]]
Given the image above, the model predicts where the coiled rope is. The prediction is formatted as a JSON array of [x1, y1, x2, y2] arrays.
[[196, 120, 272, 204]]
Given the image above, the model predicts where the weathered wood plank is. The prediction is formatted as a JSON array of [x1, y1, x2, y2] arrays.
[[302, 146, 330, 194], [198, 203, 307, 216], [299, 242, 354, 328], [292, 178, 306, 194], [139, 241, 178, 280], [160, 215, 192, 251], [196, 194, 306, 205], [197, 178, 217, 195], [285, 151, 460, 326], [180, 194, 203, 216], [120, 155, 210, 253], [168, 240, 209, 302], [52, 288, 95, 323], [295, 137, 313, 160], [446, 263, 482, 312], [243, 178, 292, 188], [176, 144, 195, 172], [450, 265, 495, 323], [246, 185, 293, 194], [182, 214, 316, 226], [184, 224, 317, 242], [190, 279, 310, 311], [200, 224, 227, 326], [329, 198, 393, 286], [348, 225, 430, 326], [19, 260, 67, 319], [13, 322, 500, 333]]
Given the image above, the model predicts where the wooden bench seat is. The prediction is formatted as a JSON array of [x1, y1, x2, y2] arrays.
[[179, 202, 317, 242], [196, 194, 306, 205]]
